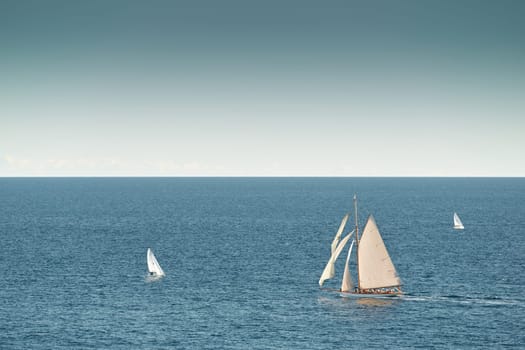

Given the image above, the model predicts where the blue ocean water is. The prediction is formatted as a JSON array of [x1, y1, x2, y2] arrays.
[[0, 177, 524, 349]]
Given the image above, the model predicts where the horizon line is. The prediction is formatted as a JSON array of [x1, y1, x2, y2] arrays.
[[0, 175, 523, 179]]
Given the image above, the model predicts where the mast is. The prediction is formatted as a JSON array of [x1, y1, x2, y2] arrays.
[[354, 194, 361, 292]]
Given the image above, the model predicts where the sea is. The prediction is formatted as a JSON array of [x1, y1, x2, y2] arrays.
[[0, 177, 524, 349]]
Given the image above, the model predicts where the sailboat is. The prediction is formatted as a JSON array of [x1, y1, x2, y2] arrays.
[[147, 248, 165, 277], [453, 212, 464, 230], [319, 195, 402, 295]]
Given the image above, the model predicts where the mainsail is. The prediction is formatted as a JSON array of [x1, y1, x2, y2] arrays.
[[453, 212, 464, 230], [341, 240, 355, 292], [147, 248, 165, 276], [357, 216, 400, 289], [319, 231, 354, 286]]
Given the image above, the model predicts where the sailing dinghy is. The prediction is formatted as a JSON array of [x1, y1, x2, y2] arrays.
[[453, 212, 464, 230], [147, 248, 165, 277], [319, 195, 402, 296]]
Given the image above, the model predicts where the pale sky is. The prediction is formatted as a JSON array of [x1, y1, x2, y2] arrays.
[[1, 0, 524, 176]]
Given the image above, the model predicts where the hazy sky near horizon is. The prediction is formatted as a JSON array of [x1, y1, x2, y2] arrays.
[[1, 0, 524, 176]]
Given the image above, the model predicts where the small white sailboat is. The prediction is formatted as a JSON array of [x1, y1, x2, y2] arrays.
[[319, 195, 402, 296], [147, 248, 165, 277], [453, 212, 464, 230]]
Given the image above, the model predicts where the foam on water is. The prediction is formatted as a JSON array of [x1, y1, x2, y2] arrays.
[[402, 294, 525, 306]]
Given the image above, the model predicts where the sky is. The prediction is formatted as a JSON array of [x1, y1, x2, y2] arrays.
[[1, 0, 524, 176]]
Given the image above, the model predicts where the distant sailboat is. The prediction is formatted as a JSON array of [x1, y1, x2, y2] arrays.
[[319, 195, 402, 295], [453, 212, 464, 230], [147, 248, 165, 277]]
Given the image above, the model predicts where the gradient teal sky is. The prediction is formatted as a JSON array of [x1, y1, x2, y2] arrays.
[[1, 0, 524, 176]]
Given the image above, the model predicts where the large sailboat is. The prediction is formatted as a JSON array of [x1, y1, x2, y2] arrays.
[[453, 212, 464, 230], [319, 195, 402, 295], [147, 248, 165, 277]]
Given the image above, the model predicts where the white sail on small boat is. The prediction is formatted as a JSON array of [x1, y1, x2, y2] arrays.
[[453, 212, 464, 230], [319, 195, 402, 296], [147, 248, 165, 277]]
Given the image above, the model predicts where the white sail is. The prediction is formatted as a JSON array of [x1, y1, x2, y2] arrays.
[[358, 216, 400, 289], [341, 240, 355, 292], [328, 213, 350, 277], [147, 248, 165, 276], [319, 231, 354, 286], [331, 213, 350, 255], [453, 212, 464, 230]]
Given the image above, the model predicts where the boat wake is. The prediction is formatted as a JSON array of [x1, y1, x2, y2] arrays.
[[401, 294, 524, 307], [320, 289, 524, 307], [145, 274, 164, 283]]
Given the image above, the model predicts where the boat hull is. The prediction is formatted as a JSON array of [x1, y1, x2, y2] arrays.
[[321, 287, 402, 298], [339, 291, 402, 298]]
